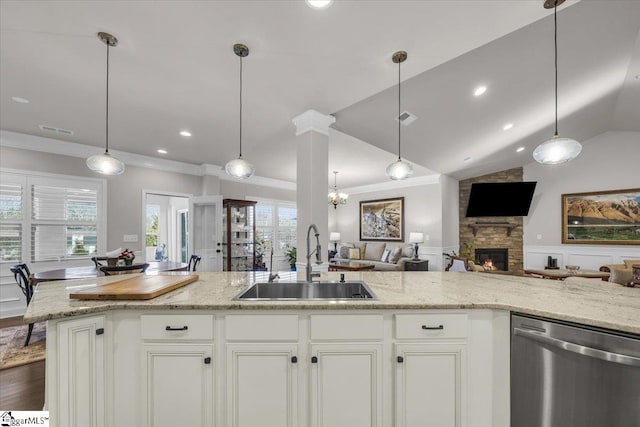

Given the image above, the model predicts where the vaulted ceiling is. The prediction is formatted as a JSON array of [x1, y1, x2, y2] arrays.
[[1, 1, 638, 187]]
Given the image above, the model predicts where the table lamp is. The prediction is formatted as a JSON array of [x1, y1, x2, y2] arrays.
[[409, 232, 424, 260], [329, 232, 341, 252]]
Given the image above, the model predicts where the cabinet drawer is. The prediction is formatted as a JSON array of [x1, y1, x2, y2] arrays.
[[310, 314, 384, 341], [141, 314, 214, 340], [395, 314, 468, 339], [225, 314, 299, 341]]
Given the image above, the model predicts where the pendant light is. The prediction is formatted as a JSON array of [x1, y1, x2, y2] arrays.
[[86, 32, 125, 175], [386, 50, 413, 180], [328, 171, 348, 209], [533, 0, 582, 165], [225, 43, 255, 179]]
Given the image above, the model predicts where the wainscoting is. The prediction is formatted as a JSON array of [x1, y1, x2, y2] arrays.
[[524, 245, 640, 270]]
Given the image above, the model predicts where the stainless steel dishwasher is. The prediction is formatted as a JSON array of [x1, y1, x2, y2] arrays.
[[511, 313, 640, 427]]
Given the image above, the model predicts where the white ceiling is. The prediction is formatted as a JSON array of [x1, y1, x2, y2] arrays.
[[1, 1, 638, 187]]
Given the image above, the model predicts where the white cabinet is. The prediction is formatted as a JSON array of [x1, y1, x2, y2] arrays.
[[309, 344, 383, 427], [139, 314, 215, 427], [226, 343, 299, 427], [395, 343, 466, 427], [141, 343, 214, 427], [54, 315, 107, 427]]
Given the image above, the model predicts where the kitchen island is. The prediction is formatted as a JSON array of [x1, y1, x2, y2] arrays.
[[25, 271, 640, 427]]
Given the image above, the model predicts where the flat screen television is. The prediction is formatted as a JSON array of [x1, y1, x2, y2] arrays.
[[465, 182, 537, 217]]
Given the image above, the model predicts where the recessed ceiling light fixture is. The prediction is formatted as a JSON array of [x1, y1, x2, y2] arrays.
[[179, 130, 192, 137], [11, 96, 29, 104], [533, 0, 582, 165], [305, 0, 333, 9], [503, 123, 514, 131], [474, 86, 487, 97], [463, 156, 472, 162], [386, 50, 413, 181], [224, 43, 255, 180], [157, 149, 167, 154], [635, 74, 640, 80], [517, 147, 525, 153], [86, 32, 125, 175]]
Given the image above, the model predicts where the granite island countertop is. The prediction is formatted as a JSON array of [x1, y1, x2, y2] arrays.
[[24, 270, 640, 334]]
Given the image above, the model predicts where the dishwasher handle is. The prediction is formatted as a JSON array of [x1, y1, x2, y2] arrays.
[[513, 327, 640, 367]]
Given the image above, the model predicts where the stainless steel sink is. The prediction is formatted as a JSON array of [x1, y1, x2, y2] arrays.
[[233, 281, 378, 301]]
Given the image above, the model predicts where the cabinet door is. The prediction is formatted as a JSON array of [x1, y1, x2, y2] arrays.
[[310, 344, 383, 427], [57, 315, 106, 427], [141, 344, 214, 427], [226, 343, 298, 427], [395, 343, 466, 427]]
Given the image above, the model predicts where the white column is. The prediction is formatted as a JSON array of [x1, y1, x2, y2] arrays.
[[292, 110, 335, 268]]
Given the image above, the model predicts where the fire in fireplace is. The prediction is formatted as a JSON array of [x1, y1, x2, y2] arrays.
[[475, 248, 508, 271]]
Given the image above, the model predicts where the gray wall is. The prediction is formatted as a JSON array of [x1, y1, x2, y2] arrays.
[[523, 131, 640, 246]]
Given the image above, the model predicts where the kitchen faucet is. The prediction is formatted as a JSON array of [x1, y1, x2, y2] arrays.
[[306, 224, 322, 283]]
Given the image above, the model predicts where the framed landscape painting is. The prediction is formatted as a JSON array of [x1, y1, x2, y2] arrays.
[[562, 188, 640, 245], [360, 197, 404, 242]]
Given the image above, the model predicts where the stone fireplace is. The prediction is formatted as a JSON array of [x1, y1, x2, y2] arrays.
[[475, 248, 509, 271]]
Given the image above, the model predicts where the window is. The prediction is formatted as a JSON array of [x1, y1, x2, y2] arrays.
[[252, 199, 296, 254], [0, 170, 105, 265]]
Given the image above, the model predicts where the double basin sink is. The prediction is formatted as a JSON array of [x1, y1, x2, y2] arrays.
[[233, 280, 378, 301]]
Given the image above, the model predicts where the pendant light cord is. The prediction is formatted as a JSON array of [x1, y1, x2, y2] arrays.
[[554, 3, 558, 137], [239, 54, 243, 158], [397, 59, 401, 160], [105, 42, 110, 153]]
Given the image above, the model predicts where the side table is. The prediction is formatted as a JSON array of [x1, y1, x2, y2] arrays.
[[404, 259, 429, 271]]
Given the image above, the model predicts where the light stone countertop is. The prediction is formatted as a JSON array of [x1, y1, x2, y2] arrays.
[[24, 270, 640, 334]]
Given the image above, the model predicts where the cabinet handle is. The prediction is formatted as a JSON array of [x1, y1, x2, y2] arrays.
[[421, 325, 444, 330], [96, 328, 104, 335], [291, 356, 298, 364], [311, 356, 318, 364], [397, 356, 404, 363], [204, 357, 211, 365], [165, 326, 188, 331]]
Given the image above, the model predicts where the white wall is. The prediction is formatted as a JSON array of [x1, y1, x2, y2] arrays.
[[523, 131, 640, 269], [220, 180, 295, 202]]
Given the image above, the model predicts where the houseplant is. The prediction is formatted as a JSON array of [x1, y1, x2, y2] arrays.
[[286, 247, 297, 271]]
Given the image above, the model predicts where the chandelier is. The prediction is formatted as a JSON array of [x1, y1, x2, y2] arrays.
[[328, 171, 348, 209]]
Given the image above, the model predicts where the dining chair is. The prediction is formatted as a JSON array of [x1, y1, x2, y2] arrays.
[[100, 263, 149, 276], [188, 255, 202, 272], [9, 264, 35, 346]]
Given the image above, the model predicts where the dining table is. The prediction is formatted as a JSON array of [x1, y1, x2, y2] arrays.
[[31, 261, 190, 284]]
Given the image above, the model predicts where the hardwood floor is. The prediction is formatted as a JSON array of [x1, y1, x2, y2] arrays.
[[0, 316, 46, 410]]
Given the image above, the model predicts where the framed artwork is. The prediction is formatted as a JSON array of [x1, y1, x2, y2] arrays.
[[562, 188, 640, 245], [360, 197, 404, 242]]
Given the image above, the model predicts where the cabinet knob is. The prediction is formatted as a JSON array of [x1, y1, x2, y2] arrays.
[[397, 356, 404, 363], [204, 357, 212, 365], [421, 325, 444, 330], [291, 356, 298, 364], [311, 356, 318, 364], [96, 328, 104, 335]]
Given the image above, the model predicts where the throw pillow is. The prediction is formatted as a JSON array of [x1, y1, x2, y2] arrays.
[[348, 248, 361, 260], [401, 244, 414, 259], [364, 242, 386, 261], [380, 249, 391, 263], [389, 247, 402, 263], [623, 259, 640, 269], [609, 267, 633, 285], [337, 243, 354, 259]]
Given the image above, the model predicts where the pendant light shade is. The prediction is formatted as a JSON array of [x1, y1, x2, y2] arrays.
[[225, 43, 254, 180], [87, 32, 125, 175], [386, 50, 413, 180], [534, 0, 581, 165]]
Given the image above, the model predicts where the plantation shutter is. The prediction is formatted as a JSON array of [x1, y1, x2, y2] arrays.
[[0, 178, 24, 262]]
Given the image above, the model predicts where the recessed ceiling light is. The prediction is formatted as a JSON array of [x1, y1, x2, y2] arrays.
[[157, 149, 168, 154], [516, 147, 525, 153], [503, 123, 514, 131], [635, 74, 640, 80], [305, 0, 333, 9], [179, 130, 192, 137], [473, 86, 487, 97], [11, 96, 29, 104], [463, 156, 472, 162]]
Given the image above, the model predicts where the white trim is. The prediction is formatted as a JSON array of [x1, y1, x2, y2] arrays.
[[1, 130, 296, 190], [523, 244, 640, 270], [291, 110, 336, 136], [343, 174, 441, 195]]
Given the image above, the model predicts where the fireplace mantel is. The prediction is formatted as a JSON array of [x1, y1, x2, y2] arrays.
[[469, 222, 518, 237]]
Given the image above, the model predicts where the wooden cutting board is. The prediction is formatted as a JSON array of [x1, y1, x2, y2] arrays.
[[69, 274, 199, 300]]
